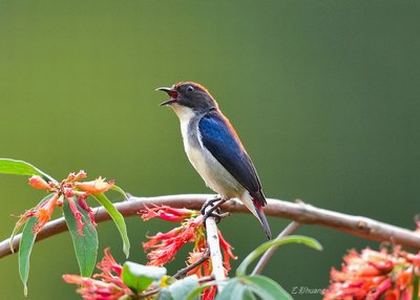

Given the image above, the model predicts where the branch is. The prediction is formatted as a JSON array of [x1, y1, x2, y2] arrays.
[[204, 204, 226, 292], [1, 194, 419, 259]]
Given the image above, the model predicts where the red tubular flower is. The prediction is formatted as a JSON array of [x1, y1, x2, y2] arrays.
[[140, 205, 198, 222], [64, 248, 132, 300], [186, 250, 215, 300], [28, 175, 52, 190], [186, 249, 212, 278], [95, 248, 123, 278], [75, 177, 114, 194], [33, 193, 60, 233], [13, 193, 61, 236], [78, 197, 97, 226], [66, 195, 85, 235], [93, 248, 127, 291], [324, 247, 420, 300], [218, 230, 237, 274], [66, 170, 88, 182], [63, 275, 127, 300], [202, 286, 217, 300]]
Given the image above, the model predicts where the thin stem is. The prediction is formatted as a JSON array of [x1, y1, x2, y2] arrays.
[[252, 221, 301, 275], [173, 248, 210, 279], [138, 287, 159, 299], [1, 194, 419, 259]]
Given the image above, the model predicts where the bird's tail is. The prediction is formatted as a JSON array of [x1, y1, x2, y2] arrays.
[[254, 204, 272, 240], [240, 192, 272, 240]]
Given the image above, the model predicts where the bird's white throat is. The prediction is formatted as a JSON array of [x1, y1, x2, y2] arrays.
[[170, 103, 195, 124], [170, 104, 197, 153]]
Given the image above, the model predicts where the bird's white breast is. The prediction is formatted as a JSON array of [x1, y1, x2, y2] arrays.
[[172, 105, 244, 199]]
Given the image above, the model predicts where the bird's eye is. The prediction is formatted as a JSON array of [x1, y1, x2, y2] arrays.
[[186, 86, 194, 92]]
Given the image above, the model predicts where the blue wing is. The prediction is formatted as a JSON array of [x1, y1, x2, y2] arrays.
[[198, 111, 266, 206]]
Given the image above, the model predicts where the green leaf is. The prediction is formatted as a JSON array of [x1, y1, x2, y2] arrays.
[[166, 276, 200, 300], [185, 281, 217, 300], [215, 276, 291, 300], [242, 289, 257, 300], [18, 217, 38, 296], [158, 288, 174, 300], [169, 276, 199, 300], [9, 220, 25, 253], [93, 193, 130, 257], [63, 199, 98, 277], [216, 279, 247, 300], [412, 274, 419, 300], [0, 158, 55, 182], [122, 261, 166, 293], [244, 275, 292, 300], [111, 185, 129, 200], [236, 235, 322, 276], [9, 194, 54, 252]]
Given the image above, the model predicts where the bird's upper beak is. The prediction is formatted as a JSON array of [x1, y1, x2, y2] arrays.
[[156, 87, 178, 106]]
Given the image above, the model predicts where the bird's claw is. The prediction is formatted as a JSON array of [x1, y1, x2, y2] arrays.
[[201, 197, 229, 224], [200, 196, 222, 215], [211, 211, 230, 224], [203, 209, 229, 224]]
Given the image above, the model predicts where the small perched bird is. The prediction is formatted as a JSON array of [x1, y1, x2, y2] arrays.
[[157, 81, 272, 239]]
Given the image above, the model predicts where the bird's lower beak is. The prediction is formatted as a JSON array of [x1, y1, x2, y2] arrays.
[[156, 87, 178, 106]]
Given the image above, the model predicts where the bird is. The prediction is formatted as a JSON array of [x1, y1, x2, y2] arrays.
[[157, 81, 272, 239]]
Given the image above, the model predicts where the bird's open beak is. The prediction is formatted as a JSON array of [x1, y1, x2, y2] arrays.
[[156, 87, 178, 106]]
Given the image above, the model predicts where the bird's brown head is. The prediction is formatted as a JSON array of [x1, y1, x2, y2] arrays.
[[156, 81, 218, 113]]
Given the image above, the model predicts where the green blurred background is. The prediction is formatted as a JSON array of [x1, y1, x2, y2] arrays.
[[0, 0, 419, 299]]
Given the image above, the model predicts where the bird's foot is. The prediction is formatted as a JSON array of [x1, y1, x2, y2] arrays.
[[200, 196, 222, 215], [208, 211, 230, 224], [201, 197, 227, 224], [203, 207, 230, 224]]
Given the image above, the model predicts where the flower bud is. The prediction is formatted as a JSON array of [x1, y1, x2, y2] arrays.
[[28, 175, 50, 190], [75, 177, 114, 194], [66, 170, 87, 182]]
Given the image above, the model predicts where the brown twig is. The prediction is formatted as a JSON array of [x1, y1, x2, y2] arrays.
[[252, 221, 301, 275], [0, 194, 419, 259], [173, 248, 210, 279]]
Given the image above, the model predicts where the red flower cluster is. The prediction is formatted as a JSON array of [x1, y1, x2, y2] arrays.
[[13, 171, 114, 237], [64, 248, 132, 300], [324, 247, 420, 300], [143, 214, 205, 266], [139, 205, 237, 299], [187, 248, 217, 299]]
